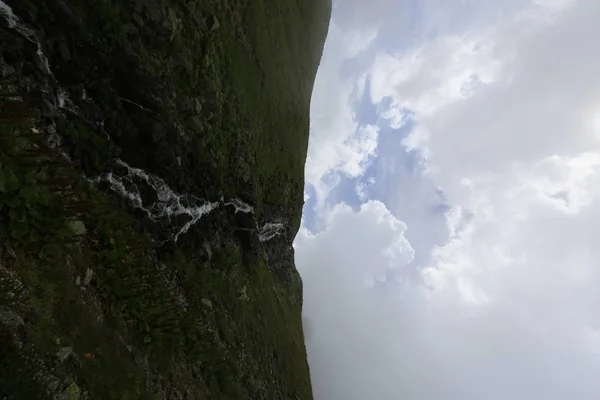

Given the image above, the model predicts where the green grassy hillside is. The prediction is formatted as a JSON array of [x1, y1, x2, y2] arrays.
[[0, 0, 330, 398]]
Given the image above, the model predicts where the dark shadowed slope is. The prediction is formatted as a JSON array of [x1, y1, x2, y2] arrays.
[[0, 0, 330, 398]]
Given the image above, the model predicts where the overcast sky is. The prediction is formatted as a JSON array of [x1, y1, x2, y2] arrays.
[[295, 0, 600, 399]]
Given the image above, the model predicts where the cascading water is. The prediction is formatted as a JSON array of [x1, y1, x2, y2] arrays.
[[0, 0, 287, 243], [258, 222, 287, 242]]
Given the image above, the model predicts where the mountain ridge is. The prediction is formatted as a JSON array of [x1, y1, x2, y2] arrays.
[[0, 0, 330, 398]]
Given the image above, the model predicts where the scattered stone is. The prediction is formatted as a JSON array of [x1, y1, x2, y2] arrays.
[[5, 244, 17, 259], [122, 23, 137, 37], [41, 99, 59, 118], [0, 306, 24, 327], [57, 382, 81, 400], [201, 298, 213, 309], [211, 16, 220, 31], [152, 122, 166, 142], [237, 157, 251, 183], [162, 17, 171, 30], [186, 115, 203, 133], [1, 63, 15, 77], [46, 376, 61, 394], [203, 242, 212, 261], [46, 124, 57, 135], [194, 98, 202, 113], [56, 347, 73, 362], [239, 285, 250, 301], [58, 40, 72, 62], [24, 306, 42, 325], [133, 13, 144, 27], [146, 6, 162, 24], [75, 276, 81, 286], [68, 220, 86, 236], [83, 269, 93, 286], [80, 102, 103, 121], [175, 156, 182, 167]]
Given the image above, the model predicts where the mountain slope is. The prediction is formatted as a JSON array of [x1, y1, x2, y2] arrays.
[[0, 0, 330, 398]]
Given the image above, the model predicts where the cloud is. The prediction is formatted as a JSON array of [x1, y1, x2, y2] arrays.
[[375, 0, 597, 198], [305, 21, 379, 216], [297, 155, 600, 398], [295, 201, 416, 400], [298, 0, 600, 399], [331, 0, 407, 33], [417, 151, 600, 399]]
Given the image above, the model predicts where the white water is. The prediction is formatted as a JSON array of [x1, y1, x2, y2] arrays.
[[94, 159, 289, 243], [0, 1, 287, 244], [224, 198, 254, 214], [0, 1, 55, 83], [120, 97, 155, 114], [93, 159, 225, 242], [0, 1, 35, 41], [258, 222, 286, 242]]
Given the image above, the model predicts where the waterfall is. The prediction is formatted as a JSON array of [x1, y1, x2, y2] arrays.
[[0, 1, 286, 243]]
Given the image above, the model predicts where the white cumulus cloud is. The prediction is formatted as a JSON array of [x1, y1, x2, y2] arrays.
[[298, 0, 600, 399]]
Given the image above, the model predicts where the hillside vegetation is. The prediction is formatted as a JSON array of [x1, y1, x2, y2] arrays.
[[0, 0, 330, 398]]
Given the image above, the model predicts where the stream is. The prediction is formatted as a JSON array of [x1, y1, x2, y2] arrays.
[[0, 0, 287, 243]]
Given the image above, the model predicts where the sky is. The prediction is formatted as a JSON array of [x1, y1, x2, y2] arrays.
[[294, 0, 600, 399]]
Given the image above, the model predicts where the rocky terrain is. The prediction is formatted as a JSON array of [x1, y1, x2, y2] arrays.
[[0, 0, 330, 398]]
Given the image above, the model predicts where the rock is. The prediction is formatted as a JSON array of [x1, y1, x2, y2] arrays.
[[134, 178, 159, 205], [41, 99, 59, 118], [176, 156, 182, 166], [201, 298, 213, 309], [56, 346, 73, 362], [194, 98, 202, 113], [80, 102, 103, 122], [190, 6, 205, 27], [237, 157, 251, 183], [58, 40, 72, 62], [24, 306, 42, 325], [68, 220, 86, 235], [146, 5, 163, 24], [152, 122, 166, 142], [0, 306, 24, 327], [47, 124, 57, 135], [211, 16, 220, 31], [83, 269, 93, 286], [167, 8, 181, 37], [46, 376, 61, 394], [203, 242, 212, 261], [75, 276, 81, 286], [180, 95, 191, 109], [111, 160, 130, 176], [239, 285, 250, 301], [57, 382, 81, 400], [51, 0, 82, 28], [1, 63, 15, 77], [123, 23, 137, 37], [132, 13, 144, 27], [186, 115, 203, 133]]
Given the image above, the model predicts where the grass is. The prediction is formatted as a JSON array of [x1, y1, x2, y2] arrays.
[[0, 0, 330, 398]]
